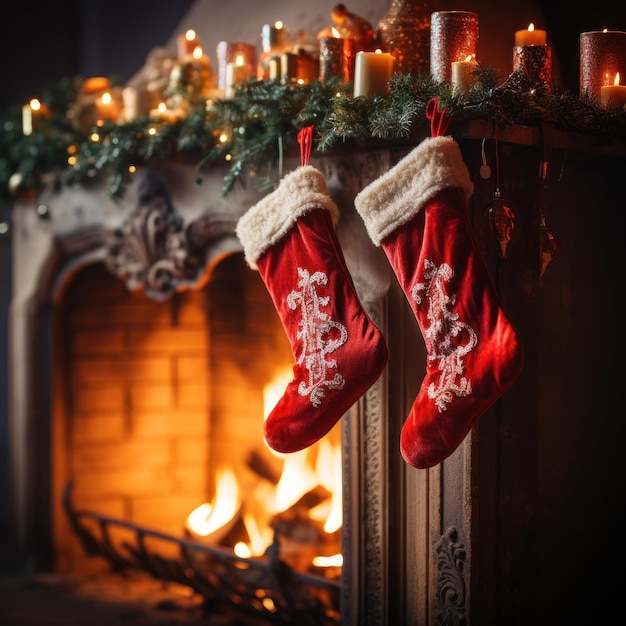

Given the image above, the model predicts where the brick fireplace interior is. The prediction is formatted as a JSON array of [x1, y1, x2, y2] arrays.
[[51, 252, 342, 577]]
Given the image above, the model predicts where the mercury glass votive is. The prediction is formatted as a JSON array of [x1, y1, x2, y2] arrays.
[[377, 0, 431, 76], [580, 30, 626, 100], [216, 41, 257, 90], [430, 11, 479, 84], [319, 37, 355, 83], [513, 45, 553, 91]]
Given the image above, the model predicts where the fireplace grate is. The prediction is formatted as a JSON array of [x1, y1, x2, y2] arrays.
[[63, 482, 340, 625]]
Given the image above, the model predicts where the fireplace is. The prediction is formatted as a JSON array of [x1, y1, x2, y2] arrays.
[[9, 142, 477, 625], [53, 252, 343, 623]]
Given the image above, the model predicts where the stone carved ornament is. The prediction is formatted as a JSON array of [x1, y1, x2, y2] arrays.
[[105, 171, 237, 301], [435, 526, 468, 626]]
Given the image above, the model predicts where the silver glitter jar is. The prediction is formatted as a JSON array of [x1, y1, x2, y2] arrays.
[[430, 11, 479, 84], [580, 30, 626, 99]]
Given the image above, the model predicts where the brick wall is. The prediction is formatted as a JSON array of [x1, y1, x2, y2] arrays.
[[53, 254, 292, 571]]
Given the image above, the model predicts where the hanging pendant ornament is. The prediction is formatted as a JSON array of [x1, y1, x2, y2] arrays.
[[537, 159, 559, 277], [482, 135, 515, 258], [487, 191, 516, 258], [538, 216, 560, 277]]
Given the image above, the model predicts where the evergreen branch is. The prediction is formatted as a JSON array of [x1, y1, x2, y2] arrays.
[[2, 68, 626, 205]]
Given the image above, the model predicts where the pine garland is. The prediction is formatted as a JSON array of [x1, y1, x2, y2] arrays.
[[1, 66, 625, 204]]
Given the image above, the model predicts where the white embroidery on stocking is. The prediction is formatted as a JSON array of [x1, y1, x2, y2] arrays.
[[411, 259, 478, 412], [287, 267, 347, 407]]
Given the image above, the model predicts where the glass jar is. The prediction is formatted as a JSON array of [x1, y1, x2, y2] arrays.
[[376, 0, 432, 76]]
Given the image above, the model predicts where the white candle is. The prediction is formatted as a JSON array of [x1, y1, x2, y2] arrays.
[[601, 72, 626, 106], [22, 98, 49, 135], [515, 23, 547, 46], [451, 56, 477, 92], [353, 50, 395, 98]]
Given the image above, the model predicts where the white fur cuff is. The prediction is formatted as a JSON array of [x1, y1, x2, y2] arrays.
[[235, 166, 339, 269], [354, 136, 474, 246]]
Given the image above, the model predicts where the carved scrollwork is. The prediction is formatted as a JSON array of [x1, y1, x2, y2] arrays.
[[435, 526, 467, 626], [104, 171, 237, 301]]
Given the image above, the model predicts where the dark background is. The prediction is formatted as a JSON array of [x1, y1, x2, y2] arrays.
[[0, 0, 625, 559]]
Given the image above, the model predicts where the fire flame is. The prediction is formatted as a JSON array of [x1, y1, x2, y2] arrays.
[[187, 468, 240, 537], [187, 368, 342, 576], [275, 449, 319, 512], [310, 438, 342, 533], [263, 368, 293, 422]]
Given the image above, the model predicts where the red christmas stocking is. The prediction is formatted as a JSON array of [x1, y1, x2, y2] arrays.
[[236, 165, 388, 454], [355, 135, 523, 469]]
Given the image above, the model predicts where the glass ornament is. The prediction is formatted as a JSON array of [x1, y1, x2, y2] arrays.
[[486, 191, 515, 258], [538, 217, 559, 277]]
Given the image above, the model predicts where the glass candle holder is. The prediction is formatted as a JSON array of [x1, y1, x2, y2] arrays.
[[216, 42, 257, 91], [430, 11, 479, 84], [580, 30, 626, 100], [513, 45, 553, 91], [319, 37, 355, 82], [377, 0, 431, 76]]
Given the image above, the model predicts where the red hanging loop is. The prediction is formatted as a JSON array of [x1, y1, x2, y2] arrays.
[[426, 98, 451, 138], [297, 125, 314, 166]]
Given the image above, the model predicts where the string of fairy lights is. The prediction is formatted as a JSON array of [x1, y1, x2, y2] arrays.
[[1, 63, 625, 216]]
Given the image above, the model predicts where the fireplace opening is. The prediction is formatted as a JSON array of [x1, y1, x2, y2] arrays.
[[50, 252, 342, 620]]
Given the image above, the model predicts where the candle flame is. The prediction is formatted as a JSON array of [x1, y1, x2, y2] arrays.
[[235, 55, 245, 67], [527, 23, 535, 32], [185, 29, 196, 41], [465, 54, 474, 62], [29, 99, 41, 111], [331, 27, 341, 38], [101, 92, 112, 105], [374, 49, 382, 54], [603, 28, 608, 33], [615, 73, 621, 86], [275, 20, 283, 29], [192, 45, 203, 60]]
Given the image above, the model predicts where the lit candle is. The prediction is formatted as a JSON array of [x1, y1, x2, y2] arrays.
[[149, 102, 186, 123], [95, 91, 122, 121], [22, 98, 49, 135], [580, 30, 626, 100], [216, 42, 257, 91], [515, 23, 547, 46], [451, 55, 477, 93], [225, 55, 249, 97], [177, 29, 200, 60], [430, 11, 480, 84], [601, 72, 626, 106], [353, 50, 395, 98]]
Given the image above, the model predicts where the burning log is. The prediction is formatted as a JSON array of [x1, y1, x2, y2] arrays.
[[245, 447, 282, 484], [268, 483, 337, 576]]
